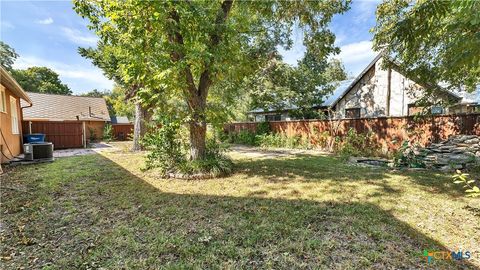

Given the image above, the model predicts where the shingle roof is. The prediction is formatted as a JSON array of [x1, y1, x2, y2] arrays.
[[111, 116, 132, 124], [21, 92, 110, 121]]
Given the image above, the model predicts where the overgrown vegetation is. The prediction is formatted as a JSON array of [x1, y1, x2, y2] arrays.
[[393, 140, 426, 168], [143, 121, 233, 178], [335, 128, 380, 160], [226, 124, 381, 158], [453, 170, 480, 198], [102, 123, 114, 142], [88, 127, 97, 142]]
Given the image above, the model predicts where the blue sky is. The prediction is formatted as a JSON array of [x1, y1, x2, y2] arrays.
[[1, 0, 379, 94]]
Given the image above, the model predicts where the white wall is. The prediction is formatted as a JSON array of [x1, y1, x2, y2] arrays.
[[334, 57, 425, 118]]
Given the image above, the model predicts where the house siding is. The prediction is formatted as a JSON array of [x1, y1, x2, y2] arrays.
[[334, 58, 424, 118], [0, 85, 24, 163], [85, 121, 106, 142]]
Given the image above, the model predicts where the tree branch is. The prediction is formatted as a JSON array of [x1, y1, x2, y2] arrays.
[[197, 0, 234, 101]]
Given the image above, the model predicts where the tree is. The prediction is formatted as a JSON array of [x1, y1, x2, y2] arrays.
[[0, 41, 18, 70], [80, 89, 110, 98], [247, 57, 347, 119], [373, 0, 480, 93], [11, 67, 71, 95], [74, 0, 349, 160], [79, 43, 153, 151], [104, 85, 135, 119]]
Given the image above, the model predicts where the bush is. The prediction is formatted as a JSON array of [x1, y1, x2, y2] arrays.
[[256, 121, 270, 135], [453, 170, 480, 198], [142, 122, 233, 178], [142, 121, 185, 171], [88, 127, 97, 142], [393, 140, 425, 168], [336, 128, 380, 160], [103, 123, 114, 142]]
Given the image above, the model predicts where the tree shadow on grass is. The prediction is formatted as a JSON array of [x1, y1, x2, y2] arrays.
[[0, 154, 477, 269], [234, 154, 466, 198]]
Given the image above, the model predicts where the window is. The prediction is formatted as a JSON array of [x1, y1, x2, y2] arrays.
[[345, 108, 360, 119], [265, 114, 282, 121], [407, 104, 423, 116], [10, 96, 19, 134], [0, 85, 6, 113]]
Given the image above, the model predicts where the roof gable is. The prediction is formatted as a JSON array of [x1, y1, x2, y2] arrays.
[[21, 92, 111, 121]]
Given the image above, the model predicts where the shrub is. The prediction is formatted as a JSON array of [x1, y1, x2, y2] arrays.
[[88, 127, 97, 142], [393, 140, 425, 168], [256, 121, 270, 135], [336, 128, 380, 159], [142, 122, 233, 178], [103, 123, 114, 142], [142, 121, 185, 171], [235, 130, 257, 145], [453, 170, 480, 197]]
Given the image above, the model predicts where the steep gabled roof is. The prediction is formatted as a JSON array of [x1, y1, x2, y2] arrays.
[[21, 92, 110, 121], [329, 52, 385, 108], [0, 66, 32, 104], [330, 52, 462, 108]]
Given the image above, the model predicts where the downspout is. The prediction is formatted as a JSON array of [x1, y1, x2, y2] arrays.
[[20, 102, 33, 146]]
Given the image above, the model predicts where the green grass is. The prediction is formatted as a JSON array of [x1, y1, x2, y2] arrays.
[[1, 146, 478, 269]]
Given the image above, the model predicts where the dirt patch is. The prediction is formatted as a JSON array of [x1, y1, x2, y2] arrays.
[[53, 143, 119, 158]]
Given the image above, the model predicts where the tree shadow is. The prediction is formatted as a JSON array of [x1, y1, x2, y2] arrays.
[[1, 154, 477, 269], [234, 154, 466, 198]]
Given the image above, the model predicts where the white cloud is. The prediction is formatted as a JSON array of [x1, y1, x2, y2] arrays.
[[338, 40, 376, 64], [337, 40, 378, 76], [13, 55, 113, 91], [36, 17, 54, 25], [61, 27, 98, 46], [1, 21, 14, 29]]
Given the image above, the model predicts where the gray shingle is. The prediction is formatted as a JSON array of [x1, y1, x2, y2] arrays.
[[21, 92, 110, 121]]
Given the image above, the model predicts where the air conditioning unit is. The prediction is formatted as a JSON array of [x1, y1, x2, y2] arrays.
[[24, 143, 54, 161]]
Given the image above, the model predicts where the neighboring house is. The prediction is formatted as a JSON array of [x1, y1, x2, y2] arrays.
[[110, 116, 134, 141], [0, 66, 32, 164], [250, 53, 479, 121], [21, 92, 110, 148]]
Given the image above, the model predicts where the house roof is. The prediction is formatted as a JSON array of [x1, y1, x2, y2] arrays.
[[21, 92, 111, 121], [250, 53, 473, 115], [111, 116, 132, 124], [0, 66, 32, 104], [329, 53, 384, 108]]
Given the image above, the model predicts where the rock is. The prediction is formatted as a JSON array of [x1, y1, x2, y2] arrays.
[[412, 135, 480, 171]]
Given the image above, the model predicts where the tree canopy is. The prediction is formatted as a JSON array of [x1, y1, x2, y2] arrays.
[[373, 0, 480, 92], [0, 41, 18, 70], [246, 57, 347, 119], [74, 0, 350, 159], [11, 67, 72, 95]]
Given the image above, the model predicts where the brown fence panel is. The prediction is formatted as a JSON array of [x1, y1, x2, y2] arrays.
[[224, 113, 480, 152], [22, 121, 84, 149], [112, 124, 134, 141]]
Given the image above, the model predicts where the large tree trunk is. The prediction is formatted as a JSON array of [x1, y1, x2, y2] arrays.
[[189, 120, 207, 160], [132, 101, 148, 151]]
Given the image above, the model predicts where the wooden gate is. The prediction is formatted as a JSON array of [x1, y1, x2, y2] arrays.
[[22, 121, 84, 149]]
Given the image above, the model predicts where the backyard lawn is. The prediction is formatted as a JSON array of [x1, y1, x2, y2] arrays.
[[1, 144, 479, 269]]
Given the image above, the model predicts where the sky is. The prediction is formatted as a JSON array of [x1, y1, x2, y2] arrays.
[[0, 0, 379, 95]]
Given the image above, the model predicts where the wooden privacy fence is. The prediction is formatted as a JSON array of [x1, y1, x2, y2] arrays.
[[22, 121, 84, 149], [224, 113, 480, 152], [112, 124, 134, 141]]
